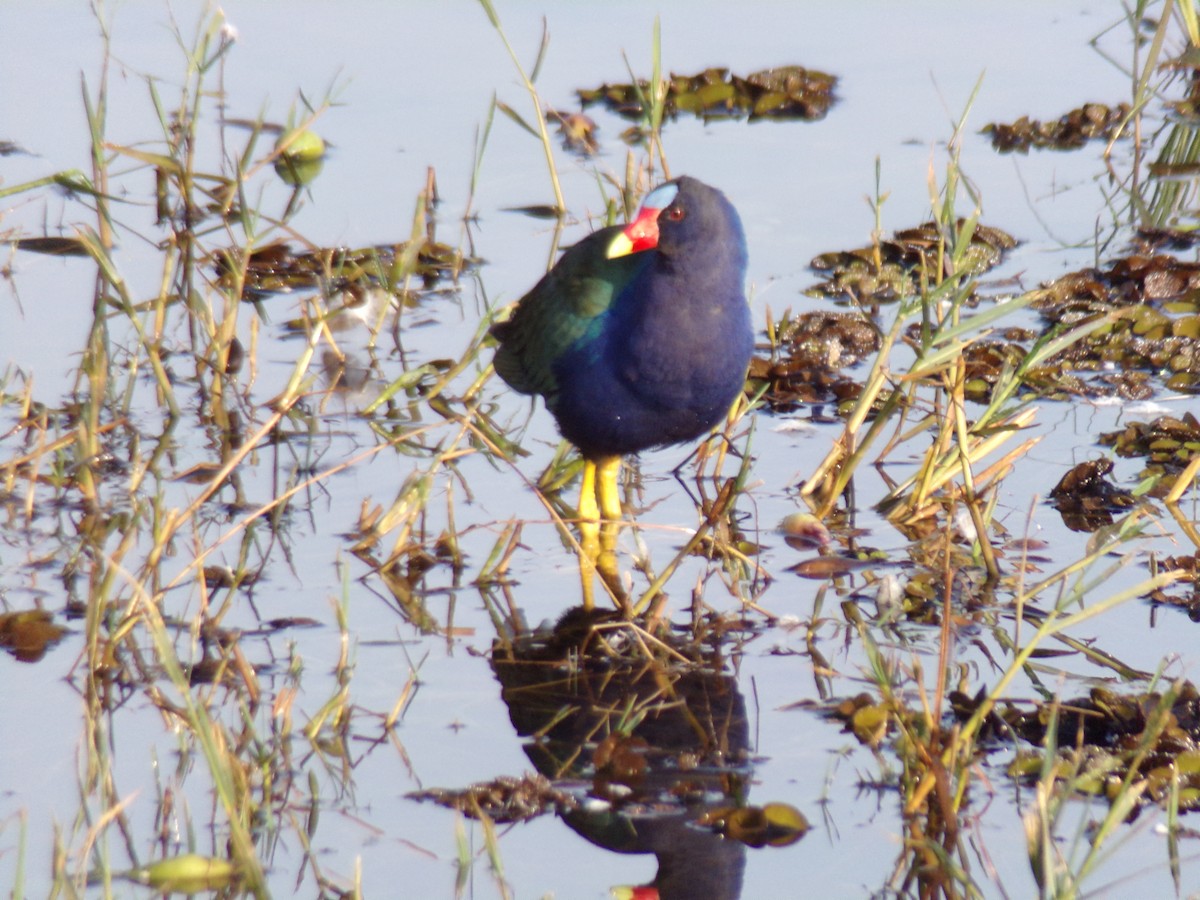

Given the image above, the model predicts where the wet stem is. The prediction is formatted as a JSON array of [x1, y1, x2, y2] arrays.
[[800, 58, 1196, 893], [476, 0, 564, 214], [56, 7, 356, 892], [6, 3, 1198, 898]]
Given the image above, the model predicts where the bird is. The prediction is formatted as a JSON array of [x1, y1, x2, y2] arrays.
[[492, 175, 752, 524]]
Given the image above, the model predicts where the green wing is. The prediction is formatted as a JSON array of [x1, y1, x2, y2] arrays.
[[492, 225, 649, 399]]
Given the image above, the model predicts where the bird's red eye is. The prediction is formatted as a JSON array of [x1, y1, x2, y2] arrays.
[[665, 206, 685, 222]]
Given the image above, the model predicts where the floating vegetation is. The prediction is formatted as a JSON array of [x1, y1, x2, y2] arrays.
[[408, 773, 568, 823], [1043, 317, 1200, 395], [7, 4, 1200, 898], [957, 332, 1156, 403], [943, 250, 1200, 404], [1100, 413, 1200, 497], [696, 802, 809, 848], [750, 311, 878, 413], [1132, 226, 1200, 251], [825, 692, 898, 748], [806, 220, 1017, 305], [982, 101, 1129, 152], [550, 109, 600, 155], [1036, 252, 1200, 309], [949, 681, 1200, 813], [577, 65, 837, 123], [215, 239, 473, 300], [1147, 553, 1200, 618], [1048, 458, 1137, 532], [0, 609, 67, 663], [822, 677, 1200, 816]]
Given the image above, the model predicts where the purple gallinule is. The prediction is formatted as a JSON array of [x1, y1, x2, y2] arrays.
[[493, 176, 752, 521]]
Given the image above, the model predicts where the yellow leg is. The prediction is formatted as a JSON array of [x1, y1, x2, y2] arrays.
[[578, 456, 621, 522], [578, 459, 599, 523], [595, 455, 623, 521], [577, 456, 623, 609], [578, 518, 622, 611], [579, 521, 598, 609]]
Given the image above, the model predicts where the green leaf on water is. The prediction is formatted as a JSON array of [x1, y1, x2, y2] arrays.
[[132, 854, 237, 894]]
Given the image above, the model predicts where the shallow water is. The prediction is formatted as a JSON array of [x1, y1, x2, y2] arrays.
[[2, 2, 1198, 898]]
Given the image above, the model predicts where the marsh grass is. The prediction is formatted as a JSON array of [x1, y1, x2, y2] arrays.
[[2, 4, 733, 892], [3, 1, 1200, 898], [786, 5, 1200, 895], [419, 9, 1197, 897], [0, 6, 446, 896]]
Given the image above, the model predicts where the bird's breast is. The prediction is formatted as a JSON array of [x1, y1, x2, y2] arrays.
[[618, 287, 750, 404]]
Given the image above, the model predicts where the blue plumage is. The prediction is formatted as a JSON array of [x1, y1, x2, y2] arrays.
[[493, 176, 752, 519]]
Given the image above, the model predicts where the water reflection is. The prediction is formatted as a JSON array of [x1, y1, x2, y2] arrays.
[[493, 604, 752, 899], [396, 530, 802, 900]]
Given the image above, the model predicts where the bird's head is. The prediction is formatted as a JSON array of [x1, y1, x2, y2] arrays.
[[606, 177, 743, 267], [606, 182, 679, 259]]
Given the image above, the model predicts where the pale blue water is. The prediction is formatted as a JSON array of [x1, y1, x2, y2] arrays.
[[2, 2, 1194, 898]]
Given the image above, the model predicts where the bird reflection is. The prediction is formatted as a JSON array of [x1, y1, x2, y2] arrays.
[[489, 604, 754, 900]]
